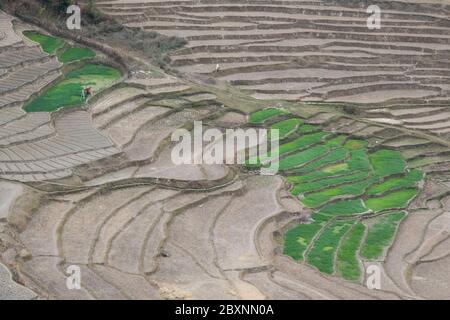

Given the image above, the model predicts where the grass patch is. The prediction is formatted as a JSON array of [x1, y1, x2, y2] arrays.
[[337, 223, 365, 281], [360, 212, 406, 260], [24, 64, 121, 112], [23, 31, 65, 54], [59, 47, 96, 63], [307, 219, 354, 274], [365, 188, 418, 212]]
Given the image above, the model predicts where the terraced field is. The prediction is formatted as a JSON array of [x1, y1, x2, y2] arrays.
[[1, 1, 450, 300], [24, 64, 121, 112], [249, 108, 422, 280], [22, 31, 122, 112], [97, 0, 450, 101], [96, 0, 450, 140], [0, 15, 121, 182]]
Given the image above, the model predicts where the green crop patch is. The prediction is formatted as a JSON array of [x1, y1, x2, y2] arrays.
[[365, 188, 418, 212], [325, 135, 347, 147], [278, 145, 328, 170], [345, 139, 368, 150], [59, 47, 96, 63], [289, 171, 369, 195], [360, 212, 406, 260], [367, 169, 423, 196], [298, 124, 320, 133], [337, 223, 365, 280], [23, 31, 118, 113], [24, 31, 65, 54], [287, 166, 352, 185], [347, 149, 371, 172], [301, 179, 373, 208], [247, 108, 423, 283], [290, 148, 349, 175], [319, 199, 368, 217], [304, 149, 368, 180], [249, 108, 289, 123], [25, 31, 96, 64], [307, 219, 354, 274], [369, 150, 406, 178], [322, 163, 349, 174], [283, 214, 329, 261], [271, 118, 303, 139], [278, 132, 328, 155], [24, 64, 121, 112]]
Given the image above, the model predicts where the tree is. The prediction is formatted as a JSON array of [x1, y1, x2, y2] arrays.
[[39, 0, 74, 15]]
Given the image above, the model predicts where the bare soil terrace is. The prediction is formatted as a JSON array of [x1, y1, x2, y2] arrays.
[[1, 1, 450, 300]]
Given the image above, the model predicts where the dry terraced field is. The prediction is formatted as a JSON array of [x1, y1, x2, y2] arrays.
[[1, 1, 450, 300], [97, 0, 450, 139]]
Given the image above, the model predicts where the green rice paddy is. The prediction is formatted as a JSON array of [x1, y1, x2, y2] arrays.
[[24, 31, 97, 64], [22, 31, 112, 113], [24, 64, 121, 112], [278, 132, 328, 155], [319, 199, 368, 217], [300, 179, 371, 208], [337, 223, 365, 280], [283, 214, 328, 261], [248, 108, 423, 281], [278, 145, 329, 170], [369, 149, 406, 178], [367, 169, 423, 196], [360, 212, 406, 260], [249, 107, 289, 124], [23, 31, 65, 54], [289, 172, 369, 195], [307, 219, 354, 274], [290, 148, 349, 175], [271, 118, 303, 139], [298, 124, 320, 133], [365, 188, 418, 212], [59, 47, 96, 64]]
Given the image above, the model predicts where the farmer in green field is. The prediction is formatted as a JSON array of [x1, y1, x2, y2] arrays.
[[85, 87, 93, 99], [81, 87, 93, 101]]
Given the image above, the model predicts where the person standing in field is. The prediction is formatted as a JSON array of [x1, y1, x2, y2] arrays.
[[84, 87, 93, 100]]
